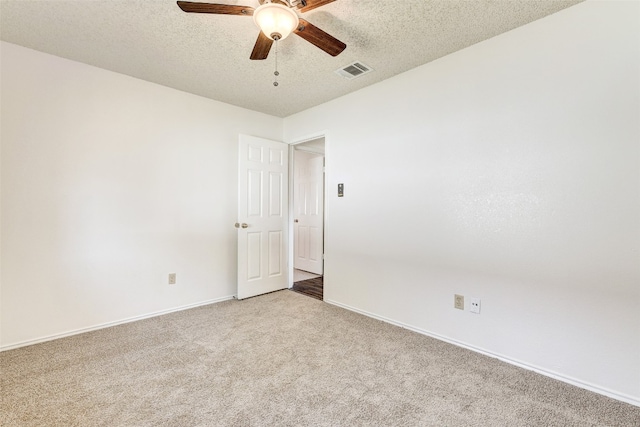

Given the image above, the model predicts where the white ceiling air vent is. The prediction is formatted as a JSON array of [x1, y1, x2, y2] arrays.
[[335, 61, 373, 80]]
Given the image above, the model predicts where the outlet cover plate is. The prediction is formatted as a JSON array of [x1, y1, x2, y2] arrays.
[[470, 297, 481, 314], [454, 294, 464, 310]]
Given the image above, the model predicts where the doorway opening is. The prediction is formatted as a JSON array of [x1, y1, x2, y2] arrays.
[[291, 137, 325, 300]]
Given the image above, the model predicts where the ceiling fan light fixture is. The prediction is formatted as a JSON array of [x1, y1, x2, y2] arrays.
[[253, 2, 299, 41]]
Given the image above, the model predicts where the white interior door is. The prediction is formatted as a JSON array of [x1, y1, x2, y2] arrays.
[[294, 150, 324, 275], [237, 134, 288, 300]]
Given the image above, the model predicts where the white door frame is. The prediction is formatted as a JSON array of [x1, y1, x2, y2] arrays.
[[288, 131, 329, 290]]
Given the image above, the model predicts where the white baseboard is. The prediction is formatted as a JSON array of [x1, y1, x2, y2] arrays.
[[325, 298, 640, 408], [0, 295, 235, 352]]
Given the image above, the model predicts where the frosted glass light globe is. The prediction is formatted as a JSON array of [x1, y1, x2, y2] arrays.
[[253, 2, 299, 41]]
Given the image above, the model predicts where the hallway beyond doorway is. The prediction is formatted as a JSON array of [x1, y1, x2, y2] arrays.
[[293, 269, 321, 282]]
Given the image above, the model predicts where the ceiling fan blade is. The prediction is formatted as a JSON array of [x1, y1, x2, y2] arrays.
[[297, 0, 337, 13], [177, 1, 254, 15], [294, 19, 346, 57], [250, 32, 274, 60]]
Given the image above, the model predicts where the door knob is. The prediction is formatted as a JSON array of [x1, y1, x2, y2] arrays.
[[294, 219, 299, 223], [241, 223, 249, 229], [234, 222, 240, 229], [235, 223, 249, 229]]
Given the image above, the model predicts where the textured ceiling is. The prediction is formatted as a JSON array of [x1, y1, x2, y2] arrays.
[[1, 0, 583, 117]]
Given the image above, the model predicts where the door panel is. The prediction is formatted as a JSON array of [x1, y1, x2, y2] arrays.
[[268, 231, 282, 276], [269, 172, 283, 216], [248, 170, 262, 217], [293, 150, 324, 275], [247, 232, 262, 280], [237, 135, 288, 299], [309, 227, 319, 260], [298, 226, 308, 258]]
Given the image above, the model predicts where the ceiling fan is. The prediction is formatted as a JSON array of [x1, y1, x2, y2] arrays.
[[177, 0, 346, 60]]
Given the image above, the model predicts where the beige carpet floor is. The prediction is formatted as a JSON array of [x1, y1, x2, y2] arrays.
[[1, 290, 638, 426]]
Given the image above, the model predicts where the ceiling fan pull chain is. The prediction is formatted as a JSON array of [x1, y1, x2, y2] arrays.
[[273, 37, 280, 87]]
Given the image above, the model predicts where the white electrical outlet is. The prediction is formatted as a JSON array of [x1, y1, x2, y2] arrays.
[[470, 297, 481, 314], [454, 294, 464, 310], [168, 273, 176, 285]]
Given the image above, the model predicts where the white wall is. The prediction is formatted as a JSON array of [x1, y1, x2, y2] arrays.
[[0, 42, 282, 348], [284, 1, 639, 404]]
